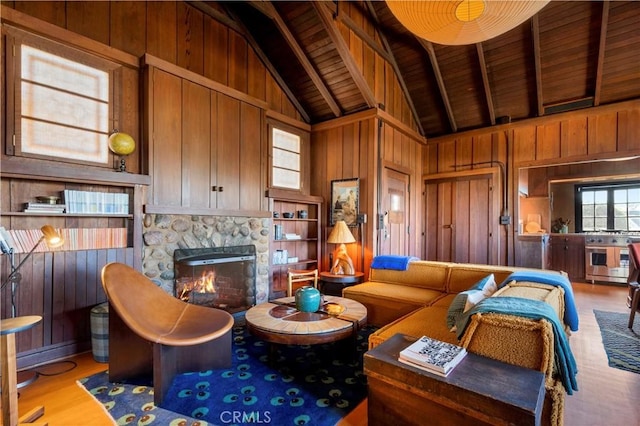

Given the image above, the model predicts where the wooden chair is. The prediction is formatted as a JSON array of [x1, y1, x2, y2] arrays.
[[627, 243, 640, 329], [287, 268, 318, 297], [101, 262, 234, 406]]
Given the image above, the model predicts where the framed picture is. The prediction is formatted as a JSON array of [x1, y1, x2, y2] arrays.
[[330, 178, 359, 226]]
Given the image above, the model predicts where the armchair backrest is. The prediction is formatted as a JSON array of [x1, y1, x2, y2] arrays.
[[629, 243, 640, 285]]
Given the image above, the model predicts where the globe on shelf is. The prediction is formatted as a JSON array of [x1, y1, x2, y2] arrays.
[[108, 131, 136, 172]]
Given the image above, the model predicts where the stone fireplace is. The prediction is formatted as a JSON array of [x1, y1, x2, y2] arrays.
[[141, 214, 270, 305]]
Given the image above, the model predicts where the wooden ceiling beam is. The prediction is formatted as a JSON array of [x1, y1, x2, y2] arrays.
[[313, 1, 377, 109], [335, 11, 392, 63], [594, 0, 610, 107], [417, 39, 457, 133], [531, 14, 544, 116], [249, 1, 341, 118], [187, 1, 310, 122], [476, 43, 496, 125], [363, 0, 425, 136]]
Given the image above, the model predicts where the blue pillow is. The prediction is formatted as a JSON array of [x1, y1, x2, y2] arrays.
[[446, 274, 496, 331]]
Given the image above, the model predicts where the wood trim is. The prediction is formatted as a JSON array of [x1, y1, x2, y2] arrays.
[[428, 99, 640, 144], [423, 166, 500, 182], [336, 9, 391, 63], [531, 15, 544, 117], [1, 5, 139, 68], [143, 204, 271, 218], [516, 151, 640, 169], [265, 188, 324, 204], [0, 155, 150, 186], [266, 110, 311, 132], [311, 108, 377, 131], [377, 110, 426, 143]]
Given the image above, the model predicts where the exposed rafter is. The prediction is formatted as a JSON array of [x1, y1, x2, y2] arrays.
[[249, 1, 341, 118], [363, 0, 425, 136], [313, 1, 377, 109], [531, 14, 544, 117], [594, 0, 610, 106], [417, 39, 457, 133], [476, 43, 496, 125], [189, 1, 311, 122]]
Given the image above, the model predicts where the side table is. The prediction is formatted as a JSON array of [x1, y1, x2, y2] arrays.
[[1, 315, 47, 426], [319, 271, 364, 296], [364, 333, 545, 426]]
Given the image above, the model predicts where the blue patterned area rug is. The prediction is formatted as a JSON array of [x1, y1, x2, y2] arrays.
[[78, 324, 375, 425], [593, 310, 640, 375]]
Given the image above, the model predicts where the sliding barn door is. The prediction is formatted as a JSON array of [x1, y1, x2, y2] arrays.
[[425, 171, 499, 264]]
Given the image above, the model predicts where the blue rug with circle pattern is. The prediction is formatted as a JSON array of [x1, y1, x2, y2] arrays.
[[78, 324, 375, 425]]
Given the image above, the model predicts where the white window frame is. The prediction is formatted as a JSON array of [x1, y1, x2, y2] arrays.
[[269, 121, 308, 193]]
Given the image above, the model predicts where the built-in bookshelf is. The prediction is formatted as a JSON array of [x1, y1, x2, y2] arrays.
[[267, 190, 322, 298], [1, 227, 128, 253]]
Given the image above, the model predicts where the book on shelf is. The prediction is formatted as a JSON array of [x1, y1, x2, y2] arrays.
[[398, 336, 467, 377], [23, 202, 66, 214], [284, 233, 302, 240]]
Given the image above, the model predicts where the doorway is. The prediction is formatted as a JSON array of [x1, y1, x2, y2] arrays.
[[379, 168, 410, 255]]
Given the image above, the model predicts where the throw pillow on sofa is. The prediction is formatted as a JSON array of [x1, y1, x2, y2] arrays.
[[446, 274, 497, 331]]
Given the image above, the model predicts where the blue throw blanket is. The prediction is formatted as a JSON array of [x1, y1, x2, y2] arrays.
[[499, 271, 579, 332], [456, 297, 578, 395], [370, 255, 418, 271]]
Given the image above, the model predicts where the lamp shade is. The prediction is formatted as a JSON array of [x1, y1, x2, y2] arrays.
[[40, 225, 64, 249], [327, 220, 356, 244], [385, 0, 550, 45]]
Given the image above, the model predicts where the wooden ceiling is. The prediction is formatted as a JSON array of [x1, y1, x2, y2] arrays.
[[198, 1, 640, 139]]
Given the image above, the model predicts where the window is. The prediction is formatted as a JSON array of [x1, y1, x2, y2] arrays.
[[7, 28, 120, 166], [577, 183, 640, 231], [270, 125, 303, 191]]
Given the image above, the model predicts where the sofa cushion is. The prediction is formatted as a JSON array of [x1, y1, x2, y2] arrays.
[[446, 265, 518, 294], [368, 306, 459, 350], [369, 261, 451, 292], [446, 274, 497, 330]]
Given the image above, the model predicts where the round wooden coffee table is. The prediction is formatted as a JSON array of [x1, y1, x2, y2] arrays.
[[245, 295, 367, 346]]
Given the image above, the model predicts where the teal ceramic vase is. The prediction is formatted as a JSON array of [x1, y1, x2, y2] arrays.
[[295, 286, 321, 313]]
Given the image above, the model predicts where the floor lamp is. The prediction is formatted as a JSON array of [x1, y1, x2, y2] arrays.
[[1, 225, 65, 318]]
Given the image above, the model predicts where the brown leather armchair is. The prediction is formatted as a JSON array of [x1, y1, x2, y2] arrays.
[[101, 262, 234, 405], [627, 243, 640, 329]]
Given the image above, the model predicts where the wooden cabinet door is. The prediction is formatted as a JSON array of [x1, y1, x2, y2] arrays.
[[425, 171, 498, 264], [151, 68, 182, 206], [215, 94, 240, 210], [182, 80, 211, 208], [548, 235, 585, 280]]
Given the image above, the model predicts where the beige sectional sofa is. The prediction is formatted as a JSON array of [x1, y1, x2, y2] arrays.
[[343, 260, 575, 426]]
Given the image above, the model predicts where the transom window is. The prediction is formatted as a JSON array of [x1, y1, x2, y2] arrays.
[[7, 27, 119, 166], [577, 183, 640, 232]]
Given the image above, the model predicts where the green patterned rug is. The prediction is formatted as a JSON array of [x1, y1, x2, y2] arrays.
[[593, 310, 640, 375], [79, 324, 374, 425]]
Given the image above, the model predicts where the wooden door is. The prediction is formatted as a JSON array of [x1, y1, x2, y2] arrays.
[[380, 168, 410, 255], [182, 80, 211, 208], [425, 170, 498, 264]]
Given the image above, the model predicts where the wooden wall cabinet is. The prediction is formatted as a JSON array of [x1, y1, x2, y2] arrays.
[[548, 234, 585, 281], [145, 57, 264, 214], [268, 191, 322, 298]]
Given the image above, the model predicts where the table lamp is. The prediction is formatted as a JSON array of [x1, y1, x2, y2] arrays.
[[327, 220, 356, 275], [1, 225, 65, 317]]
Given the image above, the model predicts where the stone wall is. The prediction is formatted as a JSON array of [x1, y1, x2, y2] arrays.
[[141, 214, 270, 305]]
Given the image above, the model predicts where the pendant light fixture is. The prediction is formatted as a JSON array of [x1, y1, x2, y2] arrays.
[[386, 0, 550, 46]]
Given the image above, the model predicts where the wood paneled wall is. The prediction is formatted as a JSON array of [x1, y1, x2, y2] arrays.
[[311, 109, 424, 276], [425, 99, 640, 264]]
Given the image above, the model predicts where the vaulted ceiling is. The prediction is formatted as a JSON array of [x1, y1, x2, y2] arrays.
[[196, 1, 640, 139]]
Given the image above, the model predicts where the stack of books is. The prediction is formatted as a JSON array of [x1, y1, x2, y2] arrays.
[[23, 202, 66, 214], [284, 233, 302, 240], [398, 336, 467, 377]]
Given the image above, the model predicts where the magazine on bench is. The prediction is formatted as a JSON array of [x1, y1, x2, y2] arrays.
[[399, 336, 467, 377]]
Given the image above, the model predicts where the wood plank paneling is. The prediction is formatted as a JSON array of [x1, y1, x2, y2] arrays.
[[66, 1, 110, 45], [239, 103, 263, 211], [109, 1, 146, 57], [203, 15, 229, 85], [587, 111, 618, 154], [561, 117, 588, 158], [146, 1, 177, 63], [177, 2, 204, 75], [536, 122, 561, 160]]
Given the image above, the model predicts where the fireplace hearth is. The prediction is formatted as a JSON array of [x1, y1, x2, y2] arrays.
[[173, 245, 256, 313]]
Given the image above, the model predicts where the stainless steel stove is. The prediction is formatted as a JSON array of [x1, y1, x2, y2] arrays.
[[584, 231, 640, 283]]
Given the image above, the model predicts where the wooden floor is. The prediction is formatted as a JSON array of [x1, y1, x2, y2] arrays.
[[7, 282, 640, 426]]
